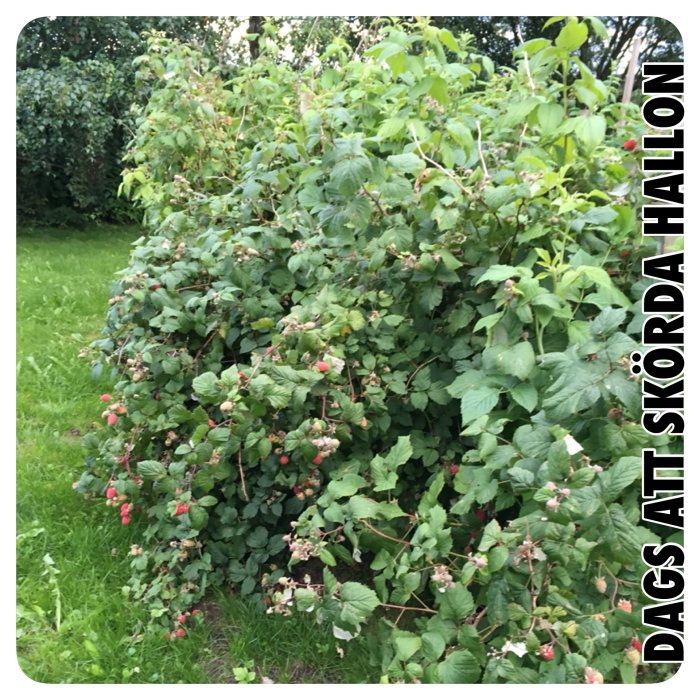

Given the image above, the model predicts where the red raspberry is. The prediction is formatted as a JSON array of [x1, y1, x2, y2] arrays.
[[106, 487, 117, 499], [623, 139, 637, 151], [475, 509, 486, 522], [313, 453, 323, 465], [175, 502, 190, 516], [208, 419, 216, 428], [540, 643, 555, 661], [151, 284, 161, 290], [449, 464, 459, 475], [316, 361, 330, 372], [620, 249, 630, 258], [632, 637, 643, 653], [174, 628, 186, 638], [100, 393, 111, 402], [280, 455, 289, 465], [121, 515, 131, 526], [191, 609, 200, 616], [107, 413, 118, 426], [178, 614, 187, 624]]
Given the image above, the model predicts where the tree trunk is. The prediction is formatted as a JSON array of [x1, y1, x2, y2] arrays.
[[247, 16, 264, 61]]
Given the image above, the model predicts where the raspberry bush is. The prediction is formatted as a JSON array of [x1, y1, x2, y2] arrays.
[[76, 18, 680, 683]]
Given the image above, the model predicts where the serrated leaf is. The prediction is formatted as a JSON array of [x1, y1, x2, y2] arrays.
[[510, 382, 538, 411], [339, 581, 380, 624], [603, 456, 641, 501], [331, 154, 372, 196], [483, 342, 535, 381], [192, 371, 219, 399], [575, 114, 606, 153], [348, 495, 380, 519], [328, 473, 367, 499], [555, 19, 588, 51], [537, 103, 564, 135], [476, 265, 519, 284], [460, 386, 500, 425], [438, 650, 481, 683], [136, 460, 167, 480], [421, 631, 447, 662], [387, 152, 426, 175], [439, 583, 474, 621], [393, 631, 422, 661]]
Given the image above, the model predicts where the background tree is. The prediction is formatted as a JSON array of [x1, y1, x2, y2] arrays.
[[16, 16, 239, 225]]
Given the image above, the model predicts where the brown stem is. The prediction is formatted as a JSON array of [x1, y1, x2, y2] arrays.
[[381, 602, 437, 615], [193, 329, 219, 368], [237, 448, 250, 501], [346, 363, 356, 402], [362, 186, 386, 216], [362, 520, 411, 547], [471, 606, 488, 628], [410, 125, 471, 195]]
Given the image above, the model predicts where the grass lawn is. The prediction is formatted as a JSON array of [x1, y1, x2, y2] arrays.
[[16, 225, 370, 684]]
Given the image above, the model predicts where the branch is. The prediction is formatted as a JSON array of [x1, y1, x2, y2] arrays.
[[361, 520, 412, 547], [237, 448, 250, 501], [381, 602, 437, 615], [362, 185, 386, 216], [409, 125, 471, 194], [476, 120, 490, 180], [516, 24, 536, 95]]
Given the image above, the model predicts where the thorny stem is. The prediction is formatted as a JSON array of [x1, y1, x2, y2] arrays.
[[361, 520, 412, 547], [381, 602, 437, 615], [410, 126, 471, 196], [237, 448, 250, 501], [362, 185, 387, 216], [346, 363, 357, 402], [476, 120, 490, 180]]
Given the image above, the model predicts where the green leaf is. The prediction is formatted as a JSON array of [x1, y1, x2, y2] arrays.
[[439, 583, 474, 620], [393, 631, 422, 661], [460, 387, 500, 425], [189, 504, 208, 530], [590, 307, 626, 336], [136, 460, 167, 480], [488, 545, 509, 571], [421, 631, 447, 662], [603, 456, 641, 501], [438, 28, 460, 52], [599, 504, 641, 563], [331, 154, 372, 196], [328, 473, 367, 499], [339, 581, 380, 624], [510, 382, 538, 411], [537, 103, 564, 135], [377, 117, 405, 139], [370, 436, 413, 492], [575, 115, 606, 153], [197, 495, 218, 507], [437, 650, 481, 683], [387, 152, 426, 175], [476, 265, 519, 284], [478, 519, 502, 551], [445, 119, 473, 152], [348, 495, 380, 519], [483, 342, 535, 381], [555, 19, 589, 51], [192, 371, 219, 400]]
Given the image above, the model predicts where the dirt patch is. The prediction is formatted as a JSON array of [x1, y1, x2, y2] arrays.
[[197, 599, 238, 683]]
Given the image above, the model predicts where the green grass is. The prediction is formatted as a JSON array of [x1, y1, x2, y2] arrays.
[[16, 225, 371, 684]]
